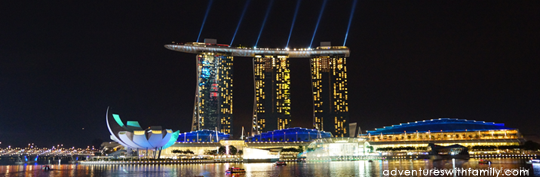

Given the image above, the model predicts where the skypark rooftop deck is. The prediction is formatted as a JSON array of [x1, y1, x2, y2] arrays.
[[164, 42, 349, 58]]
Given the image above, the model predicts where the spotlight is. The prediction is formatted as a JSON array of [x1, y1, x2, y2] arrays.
[[230, 0, 251, 46], [310, 0, 328, 48], [197, 0, 214, 42], [286, 0, 302, 48], [255, 0, 275, 47]]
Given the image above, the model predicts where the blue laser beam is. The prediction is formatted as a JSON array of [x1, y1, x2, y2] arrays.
[[286, 0, 302, 48], [197, 0, 214, 42], [309, 0, 328, 48], [255, 0, 274, 47], [343, 0, 358, 46], [230, 0, 251, 46]]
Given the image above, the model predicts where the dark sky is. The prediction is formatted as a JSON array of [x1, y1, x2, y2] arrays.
[[1, 0, 539, 148]]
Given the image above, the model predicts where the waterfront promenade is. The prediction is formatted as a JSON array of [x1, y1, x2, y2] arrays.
[[0, 159, 538, 177]]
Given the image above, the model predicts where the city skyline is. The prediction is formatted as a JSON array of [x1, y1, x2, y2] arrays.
[[0, 0, 538, 147]]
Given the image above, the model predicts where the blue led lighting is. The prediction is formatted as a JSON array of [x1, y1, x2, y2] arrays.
[[177, 129, 230, 142], [230, 0, 251, 46], [343, 0, 358, 46], [309, 0, 328, 48], [248, 127, 332, 142], [286, 0, 302, 48], [197, 0, 214, 42], [201, 67, 211, 78], [364, 118, 513, 135], [255, 0, 274, 47]]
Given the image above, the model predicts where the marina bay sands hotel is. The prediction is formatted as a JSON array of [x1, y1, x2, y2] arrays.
[[165, 39, 350, 138]]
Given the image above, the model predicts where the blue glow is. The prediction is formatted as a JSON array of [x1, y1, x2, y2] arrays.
[[255, 0, 274, 47], [230, 0, 251, 46], [112, 114, 124, 127], [25, 156, 28, 162], [309, 0, 328, 48], [286, 0, 302, 48], [364, 118, 513, 135], [197, 0, 214, 42], [247, 127, 332, 142], [163, 130, 180, 148], [35, 155, 38, 161], [343, 0, 358, 46], [201, 67, 211, 78], [126, 121, 141, 129], [177, 129, 230, 142]]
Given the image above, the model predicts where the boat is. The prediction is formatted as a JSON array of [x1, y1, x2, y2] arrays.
[[478, 159, 491, 164], [276, 161, 287, 166], [42, 165, 52, 171], [226, 167, 246, 174], [368, 160, 373, 162], [526, 159, 540, 164]]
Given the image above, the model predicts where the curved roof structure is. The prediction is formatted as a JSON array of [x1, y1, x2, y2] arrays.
[[164, 44, 349, 58], [177, 129, 230, 143], [106, 107, 180, 149], [248, 127, 332, 142], [366, 118, 514, 135]]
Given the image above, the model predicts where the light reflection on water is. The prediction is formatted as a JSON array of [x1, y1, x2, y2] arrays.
[[0, 159, 536, 177]]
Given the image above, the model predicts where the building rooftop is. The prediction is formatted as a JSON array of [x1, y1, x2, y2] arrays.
[[365, 118, 514, 135], [164, 42, 349, 58], [248, 127, 333, 142], [177, 129, 230, 143]]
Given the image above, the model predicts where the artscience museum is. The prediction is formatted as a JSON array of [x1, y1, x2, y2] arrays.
[[106, 108, 180, 152]]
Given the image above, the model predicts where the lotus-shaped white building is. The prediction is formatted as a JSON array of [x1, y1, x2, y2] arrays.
[[106, 108, 179, 150]]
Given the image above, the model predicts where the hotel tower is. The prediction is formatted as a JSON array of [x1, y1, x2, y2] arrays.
[[165, 40, 349, 137], [191, 39, 233, 135], [311, 42, 349, 137], [252, 55, 292, 134]]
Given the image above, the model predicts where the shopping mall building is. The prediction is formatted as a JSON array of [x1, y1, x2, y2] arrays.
[[359, 118, 525, 154]]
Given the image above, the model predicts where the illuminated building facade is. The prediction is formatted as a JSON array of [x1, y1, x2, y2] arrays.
[[311, 51, 349, 137], [247, 127, 332, 142], [105, 108, 179, 150], [192, 48, 233, 135], [252, 55, 291, 134], [165, 41, 350, 137], [360, 118, 525, 153], [177, 129, 230, 143]]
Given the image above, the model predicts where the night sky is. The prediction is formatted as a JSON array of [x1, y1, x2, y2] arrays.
[[1, 0, 539, 148]]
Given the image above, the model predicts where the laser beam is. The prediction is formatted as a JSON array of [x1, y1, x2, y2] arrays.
[[286, 0, 302, 48], [230, 0, 251, 46], [309, 0, 328, 48], [197, 0, 214, 42], [343, 0, 358, 46], [255, 0, 274, 47]]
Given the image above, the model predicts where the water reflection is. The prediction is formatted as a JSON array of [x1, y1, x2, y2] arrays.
[[0, 159, 535, 177]]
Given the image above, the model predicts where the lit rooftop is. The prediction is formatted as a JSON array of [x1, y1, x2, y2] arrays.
[[164, 41, 349, 58], [365, 118, 513, 135]]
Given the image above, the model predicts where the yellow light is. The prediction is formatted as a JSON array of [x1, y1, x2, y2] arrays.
[[134, 130, 145, 135]]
